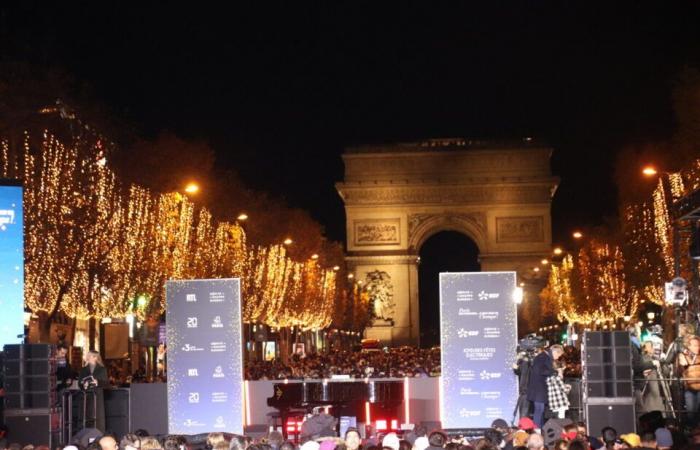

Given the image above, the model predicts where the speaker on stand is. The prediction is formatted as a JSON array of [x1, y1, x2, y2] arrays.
[[582, 331, 636, 435]]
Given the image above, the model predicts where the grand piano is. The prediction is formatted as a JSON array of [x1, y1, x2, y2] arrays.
[[267, 379, 404, 437]]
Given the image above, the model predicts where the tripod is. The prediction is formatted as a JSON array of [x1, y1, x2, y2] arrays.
[[656, 364, 677, 418]]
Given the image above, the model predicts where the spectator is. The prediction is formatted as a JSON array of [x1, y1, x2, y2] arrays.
[[568, 440, 587, 450], [518, 418, 536, 433], [279, 442, 295, 450], [655, 429, 673, 450], [427, 432, 448, 450], [121, 434, 141, 450], [345, 429, 362, 450], [639, 432, 657, 449], [601, 427, 618, 450], [383, 434, 400, 450], [140, 437, 163, 450], [620, 434, 641, 448], [414, 436, 430, 450], [512, 430, 529, 448], [551, 440, 567, 450], [231, 435, 249, 450], [208, 433, 227, 448], [99, 436, 118, 450], [526, 434, 545, 450]]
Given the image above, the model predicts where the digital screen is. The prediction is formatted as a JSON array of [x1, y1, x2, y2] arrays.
[[439, 272, 518, 428], [0, 182, 24, 347], [166, 278, 244, 434]]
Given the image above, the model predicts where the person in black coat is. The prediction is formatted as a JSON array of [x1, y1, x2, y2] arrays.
[[56, 345, 76, 392], [527, 344, 564, 428], [78, 350, 110, 432]]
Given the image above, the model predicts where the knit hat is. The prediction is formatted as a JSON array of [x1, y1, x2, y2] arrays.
[[414, 436, 429, 450], [655, 428, 673, 448], [513, 430, 530, 447], [620, 433, 641, 448], [382, 433, 400, 450], [492, 419, 509, 430], [301, 441, 321, 450], [518, 417, 536, 431], [319, 440, 336, 450]]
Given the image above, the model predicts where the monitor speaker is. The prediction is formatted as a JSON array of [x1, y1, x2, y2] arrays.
[[585, 401, 635, 435], [543, 418, 573, 447], [4, 409, 60, 447]]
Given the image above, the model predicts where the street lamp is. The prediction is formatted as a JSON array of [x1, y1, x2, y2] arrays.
[[237, 213, 249, 221], [541, 259, 549, 265], [513, 287, 524, 305], [283, 238, 293, 246], [553, 247, 563, 256], [184, 182, 200, 194], [311, 254, 319, 260], [642, 166, 659, 177], [572, 231, 583, 239]]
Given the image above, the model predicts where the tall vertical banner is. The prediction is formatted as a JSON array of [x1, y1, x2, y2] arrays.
[[0, 180, 24, 347], [166, 279, 244, 434], [439, 272, 518, 429]]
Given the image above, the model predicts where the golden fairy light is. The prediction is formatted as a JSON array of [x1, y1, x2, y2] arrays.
[[1, 124, 348, 332]]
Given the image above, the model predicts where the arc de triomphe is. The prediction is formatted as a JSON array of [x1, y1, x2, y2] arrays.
[[336, 139, 559, 346]]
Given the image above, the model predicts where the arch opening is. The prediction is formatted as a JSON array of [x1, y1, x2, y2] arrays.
[[418, 230, 480, 348]]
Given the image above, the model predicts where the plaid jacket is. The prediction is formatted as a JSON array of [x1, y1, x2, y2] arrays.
[[547, 375, 570, 411]]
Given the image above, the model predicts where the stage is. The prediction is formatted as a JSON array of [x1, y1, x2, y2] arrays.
[[124, 378, 441, 435]]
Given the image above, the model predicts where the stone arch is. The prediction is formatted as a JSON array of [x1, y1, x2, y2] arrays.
[[408, 212, 487, 254], [337, 139, 558, 346]]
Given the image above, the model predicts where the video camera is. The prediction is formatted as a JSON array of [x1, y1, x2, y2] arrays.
[[518, 334, 546, 353], [665, 277, 688, 306]]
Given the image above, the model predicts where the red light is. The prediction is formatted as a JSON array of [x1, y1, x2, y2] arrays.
[[376, 419, 388, 431], [287, 420, 304, 434], [391, 419, 398, 430]]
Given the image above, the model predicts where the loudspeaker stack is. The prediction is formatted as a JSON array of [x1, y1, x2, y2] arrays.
[[582, 331, 636, 435], [2, 344, 60, 447]]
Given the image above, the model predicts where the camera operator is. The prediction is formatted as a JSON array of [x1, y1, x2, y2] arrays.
[[527, 343, 564, 428], [630, 326, 656, 411], [513, 335, 545, 421]]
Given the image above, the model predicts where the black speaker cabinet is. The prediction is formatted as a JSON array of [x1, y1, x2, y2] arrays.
[[586, 401, 636, 435], [4, 409, 60, 447], [4, 344, 55, 359], [583, 331, 633, 399], [105, 388, 131, 439]]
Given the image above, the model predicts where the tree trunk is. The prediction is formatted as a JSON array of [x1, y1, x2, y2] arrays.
[[37, 311, 52, 343], [89, 318, 97, 351]]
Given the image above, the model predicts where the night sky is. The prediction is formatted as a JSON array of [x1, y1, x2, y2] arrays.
[[3, 4, 700, 325], [3, 3, 700, 243]]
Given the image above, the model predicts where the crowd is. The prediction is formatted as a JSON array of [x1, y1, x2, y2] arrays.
[[244, 347, 441, 380], [1, 415, 697, 450]]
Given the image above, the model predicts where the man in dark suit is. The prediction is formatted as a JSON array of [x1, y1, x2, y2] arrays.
[[527, 344, 564, 428]]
